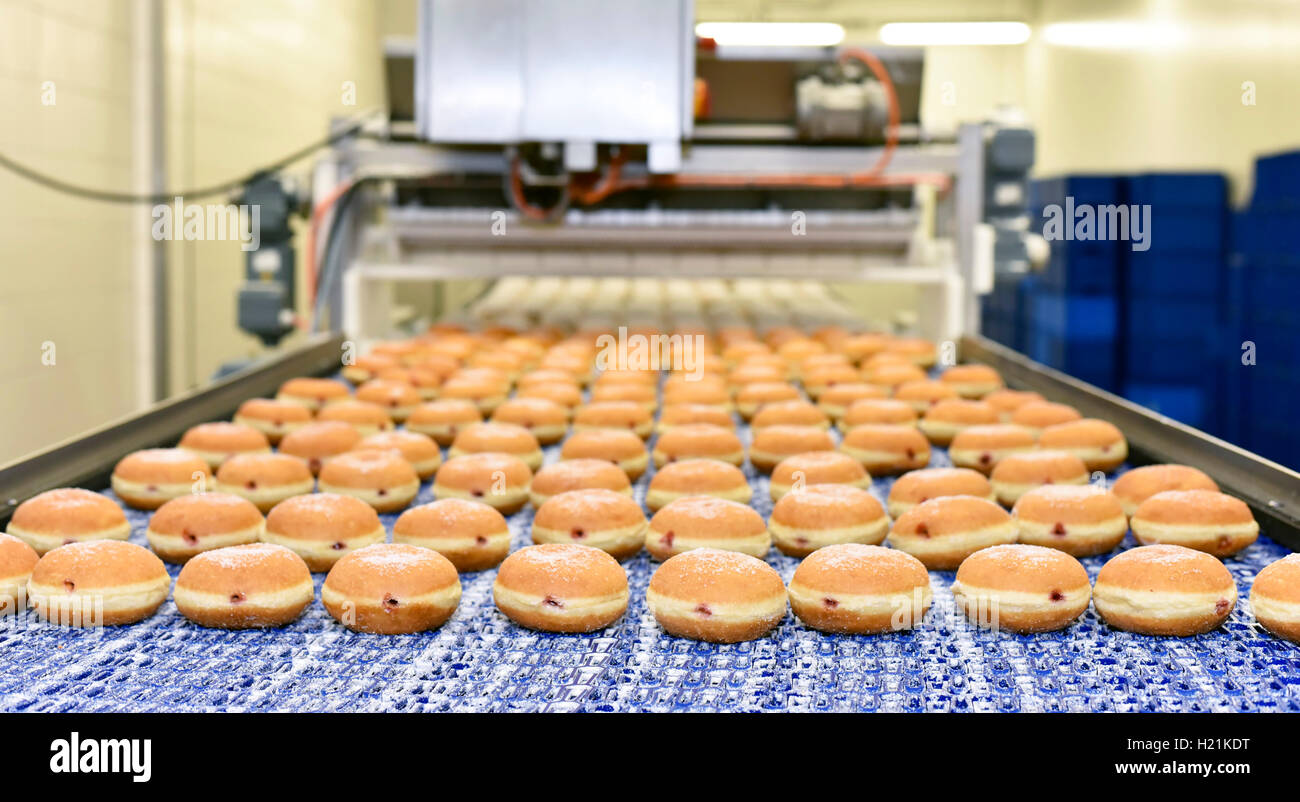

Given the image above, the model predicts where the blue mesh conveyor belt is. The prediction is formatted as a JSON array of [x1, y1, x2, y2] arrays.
[[2, 414, 1298, 713]]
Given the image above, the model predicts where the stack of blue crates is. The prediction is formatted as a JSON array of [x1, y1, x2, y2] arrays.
[[1119, 173, 1228, 434], [1227, 150, 1300, 468], [1024, 176, 1124, 391]]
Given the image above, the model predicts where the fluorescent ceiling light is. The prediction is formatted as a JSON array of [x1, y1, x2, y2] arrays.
[[879, 22, 1030, 46], [695, 22, 845, 47], [1042, 21, 1189, 49]]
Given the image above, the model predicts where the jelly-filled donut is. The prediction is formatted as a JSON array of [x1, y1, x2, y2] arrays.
[[493, 543, 629, 633], [1038, 418, 1128, 472], [573, 401, 654, 439], [7, 488, 131, 555], [262, 493, 386, 572], [356, 379, 422, 423], [355, 430, 443, 479], [590, 382, 657, 412], [749, 425, 835, 473], [887, 496, 1017, 570], [432, 452, 532, 514], [1093, 544, 1237, 636], [840, 398, 918, 430], [646, 496, 770, 561], [449, 422, 544, 472], [802, 364, 862, 399], [886, 337, 937, 367], [939, 364, 1004, 399], [1112, 464, 1219, 517], [532, 489, 647, 560], [862, 362, 927, 392], [233, 397, 313, 444], [984, 389, 1045, 422], [653, 423, 745, 468], [178, 421, 270, 469], [316, 399, 395, 436], [111, 449, 212, 510], [28, 541, 169, 626], [989, 450, 1090, 506], [734, 382, 801, 421], [1010, 400, 1082, 436], [173, 543, 314, 629], [1129, 489, 1259, 557], [393, 498, 511, 572], [276, 376, 351, 411], [662, 379, 731, 410], [215, 452, 315, 513], [769, 451, 871, 501], [817, 382, 888, 420], [278, 421, 363, 475], [146, 492, 265, 563], [437, 374, 509, 415], [322, 544, 462, 635], [561, 429, 649, 479], [656, 403, 734, 433], [886, 467, 995, 518], [729, 364, 787, 392], [517, 369, 579, 391], [646, 549, 786, 643], [893, 379, 959, 412], [951, 544, 1091, 633], [769, 484, 890, 557], [529, 459, 632, 508], [645, 459, 751, 512], [751, 400, 829, 431], [948, 424, 1036, 474], [342, 353, 400, 385], [839, 424, 930, 475], [0, 533, 38, 614], [838, 332, 893, 364], [517, 381, 583, 411], [918, 399, 999, 446], [787, 544, 931, 634], [1012, 484, 1127, 557], [406, 399, 483, 446], [1251, 554, 1300, 643], [318, 450, 420, 513], [376, 365, 440, 400], [492, 397, 570, 445]]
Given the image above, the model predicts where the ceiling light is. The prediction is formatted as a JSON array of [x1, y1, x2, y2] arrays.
[[695, 22, 846, 47], [879, 22, 1031, 46]]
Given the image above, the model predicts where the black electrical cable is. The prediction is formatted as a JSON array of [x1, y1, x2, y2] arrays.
[[311, 177, 374, 332], [0, 118, 375, 204]]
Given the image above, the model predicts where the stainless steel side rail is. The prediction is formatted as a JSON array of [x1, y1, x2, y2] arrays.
[[0, 333, 347, 525], [961, 335, 1300, 550]]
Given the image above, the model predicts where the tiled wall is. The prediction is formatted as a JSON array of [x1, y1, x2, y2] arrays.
[[0, 0, 384, 464]]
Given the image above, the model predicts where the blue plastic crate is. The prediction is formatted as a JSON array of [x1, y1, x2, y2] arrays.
[[1123, 337, 1218, 383], [1124, 252, 1222, 299], [1027, 331, 1119, 390], [1032, 175, 1125, 208], [1043, 247, 1120, 294], [1125, 299, 1221, 341], [1123, 382, 1213, 429], [1252, 149, 1300, 206], [1145, 206, 1226, 252], [1032, 293, 1118, 341], [1127, 173, 1226, 209]]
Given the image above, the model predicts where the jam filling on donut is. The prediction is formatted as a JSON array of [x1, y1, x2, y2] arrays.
[[823, 597, 839, 609], [332, 541, 346, 550], [230, 593, 245, 604], [571, 528, 585, 540], [1052, 522, 1067, 536], [272, 420, 282, 427], [694, 604, 712, 617], [63, 580, 75, 592], [914, 523, 929, 538], [246, 480, 257, 490], [309, 459, 322, 472], [146, 484, 158, 492], [795, 537, 809, 547], [1050, 590, 1065, 602], [979, 453, 992, 466], [662, 531, 675, 548], [905, 448, 916, 460], [1217, 535, 1231, 549], [383, 594, 399, 607], [183, 530, 198, 546], [471, 489, 484, 497], [543, 595, 564, 608], [377, 489, 388, 497], [475, 536, 488, 546], [1215, 598, 1231, 615], [1043, 477, 1054, 485]]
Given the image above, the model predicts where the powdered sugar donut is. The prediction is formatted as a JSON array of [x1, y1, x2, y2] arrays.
[[646, 549, 785, 643], [177, 421, 270, 468], [0, 534, 38, 615], [787, 544, 930, 634], [887, 496, 1017, 570], [647, 496, 770, 561], [7, 488, 131, 555], [392, 498, 511, 572], [951, 544, 1091, 633], [531, 489, 647, 559], [145, 492, 265, 563], [1129, 489, 1258, 557], [318, 450, 420, 513], [645, 459, 751, 511], [262, 493, 386, 572], [493, 544, 629, 633], [111, 449, 212, 510], [1251, 554, 1300, 643], [529, 459, 632, 508], [28, 541, 170, 626], [322, 544, 462, 634], [1093, 544, 1236, 636], [769, 484, 890, 557], [173, 543, 313, 629], [1012, 484, 1128, 557], [215, 452, 315, 513]]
